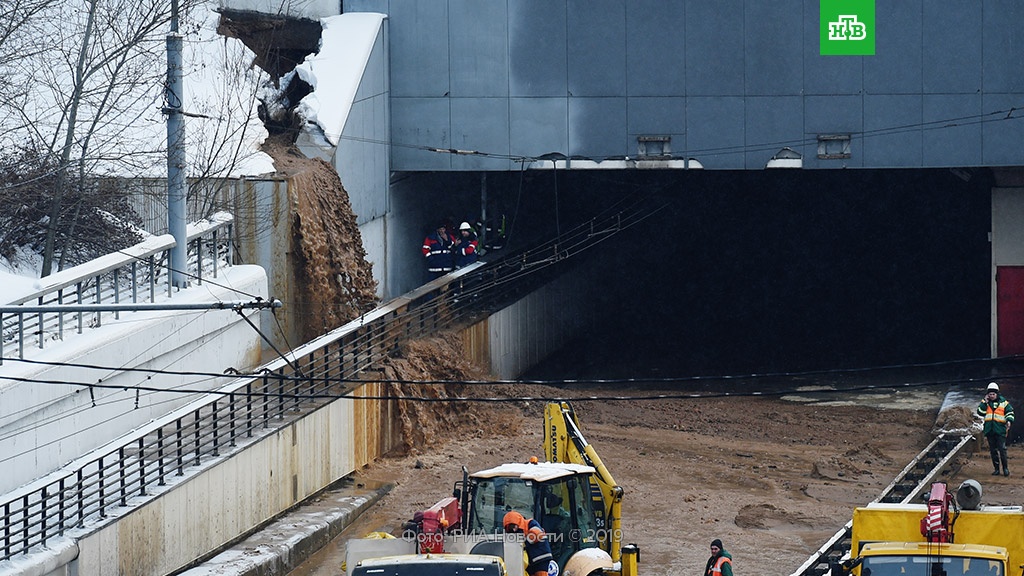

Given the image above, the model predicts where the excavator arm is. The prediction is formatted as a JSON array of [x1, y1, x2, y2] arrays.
[[544, 402, 626, 562]]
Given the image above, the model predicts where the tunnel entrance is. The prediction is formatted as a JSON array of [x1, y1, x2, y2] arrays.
[[450, 167, 994, 376]]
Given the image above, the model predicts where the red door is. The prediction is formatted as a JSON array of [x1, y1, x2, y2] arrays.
[[997, 266, 1024, 356]]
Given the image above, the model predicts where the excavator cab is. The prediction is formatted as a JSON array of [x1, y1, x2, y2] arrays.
[[463, 462, 603, 570]]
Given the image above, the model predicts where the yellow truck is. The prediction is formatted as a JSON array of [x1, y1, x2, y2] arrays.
[[845, 482, 1024, 576]]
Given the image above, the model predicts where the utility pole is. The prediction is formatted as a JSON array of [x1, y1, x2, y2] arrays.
[[165, 0, 188, 288]]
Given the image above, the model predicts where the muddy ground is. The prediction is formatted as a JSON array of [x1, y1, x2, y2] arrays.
[[290, 338, 1023, 576]]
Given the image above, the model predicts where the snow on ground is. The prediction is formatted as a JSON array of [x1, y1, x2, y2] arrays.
[[0, 250, 43, 303]]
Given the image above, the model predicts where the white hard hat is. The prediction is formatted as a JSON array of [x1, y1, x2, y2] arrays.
[[987, 382, 1000, 392], [460, 222, 472, 231]]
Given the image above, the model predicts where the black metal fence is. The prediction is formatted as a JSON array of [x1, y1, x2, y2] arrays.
[[1, 214, 235, 363]]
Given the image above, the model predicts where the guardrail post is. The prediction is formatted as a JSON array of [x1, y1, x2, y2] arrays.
[[113, 268, 120, 320], [98, 457, 107, 519], [4, 501, 10, 557], [193, 409, 201, 466], [195, 237, 203, 285], [93, 274, 102, 327], [262, 374, 270, 428], [40, 487, 47, 547], [35, 301, 43, 350], [131, 261, 138, 303], [77, 470, 84, 527], [57, 288, 64, 341], [76, 281, 83, 334], [138, 437, 147, 496], [176, 419, 184, 476], [158, 428, 166, 486], [212, 401, 220, 456], [148, 255, 156, 302], [212, 228, 219, 278], [58, 478, 65, 534], [229, 392, 237, 447], [21, 494, 28, 554], [246, 381, 254, 437], [18, 313, 24, 359], [277, 370, 286, 419], [119, 447, 127, 506]]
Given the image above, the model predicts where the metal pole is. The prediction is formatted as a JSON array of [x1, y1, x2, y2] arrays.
[[166, 0, 188, 289], [480, 173, 488, 250]]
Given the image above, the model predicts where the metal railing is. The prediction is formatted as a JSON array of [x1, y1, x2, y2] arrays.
[[0, 196, 665, 562], [0, 213, 235, 364]]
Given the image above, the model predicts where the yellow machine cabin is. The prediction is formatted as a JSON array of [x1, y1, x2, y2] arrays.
[[847, 482, 1024, 576]]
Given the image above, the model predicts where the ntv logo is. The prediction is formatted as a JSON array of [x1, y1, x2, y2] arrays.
[[820, 0, 875, 55], [828, 15, 867, 41]]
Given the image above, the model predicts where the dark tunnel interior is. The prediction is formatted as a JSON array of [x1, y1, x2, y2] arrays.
[[491, 167, 994, 378]]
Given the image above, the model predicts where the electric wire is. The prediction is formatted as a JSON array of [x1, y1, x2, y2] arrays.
[[3, 353, 1019, 390], [2, 370, 1018, 403]]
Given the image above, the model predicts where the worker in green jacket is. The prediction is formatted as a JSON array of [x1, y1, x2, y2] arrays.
[[978, 382, 1014, 477], [704, 539, 733, 576]]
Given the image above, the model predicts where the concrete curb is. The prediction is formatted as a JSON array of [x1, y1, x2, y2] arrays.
[[178, 478, 393, 576]]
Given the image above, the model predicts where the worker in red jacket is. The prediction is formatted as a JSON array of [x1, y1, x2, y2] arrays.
[[422, 223, 455, 281], [503, 511, 553, 576], [453, 221, 479, 268]]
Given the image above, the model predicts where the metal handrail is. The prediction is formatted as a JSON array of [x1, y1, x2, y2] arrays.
[[0, 213, 235, 364], [0, 199, 663, 562]]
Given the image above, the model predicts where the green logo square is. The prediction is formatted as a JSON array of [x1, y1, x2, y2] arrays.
[[821, 0, 875, 55]]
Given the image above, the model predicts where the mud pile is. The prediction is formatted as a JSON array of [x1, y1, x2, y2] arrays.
[[376, 335, 523, 455]]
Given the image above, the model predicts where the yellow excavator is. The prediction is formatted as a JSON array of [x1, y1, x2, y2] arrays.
[[344, 401, 640, 576]]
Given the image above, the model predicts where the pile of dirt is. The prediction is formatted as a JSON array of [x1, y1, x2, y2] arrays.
[[377, 335, 523, 455], [934, 404, 982, 435]]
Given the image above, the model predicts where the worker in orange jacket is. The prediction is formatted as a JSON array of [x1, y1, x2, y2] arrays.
[[503, 511, 553, 576]]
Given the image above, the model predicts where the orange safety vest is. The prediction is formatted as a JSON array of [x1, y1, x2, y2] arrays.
[[709, 556, 732, 576], [984, 400, 1011, 424]]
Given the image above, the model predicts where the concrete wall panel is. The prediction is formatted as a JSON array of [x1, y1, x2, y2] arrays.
[[685, 0, 744, 96], [450, 0, 508, 98], [508, 2, 568, 98], [685, 97, 746, 169], [865, 0, 922, 94], [744, 0, 804, 96], [923, 1, 982, 94], [567, 0, 626, 97], [863, 95, 923, 167], [391, 98, 452, 169], [388, 1, 449, 98], [569, 97, 627, 159], [451, 98, 513, 171], [982, 94, 1024, 166], [626, 1, 686, 96], [510, 98, 570, 159], [923, 94, 983, 167]]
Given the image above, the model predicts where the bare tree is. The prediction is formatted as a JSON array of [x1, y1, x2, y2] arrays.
[[0, 0, 276, 276]]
